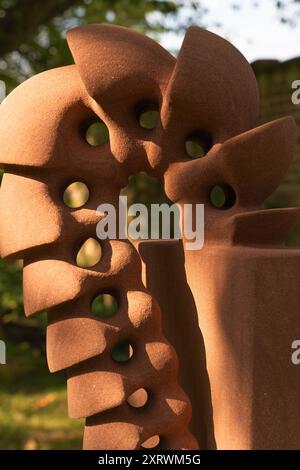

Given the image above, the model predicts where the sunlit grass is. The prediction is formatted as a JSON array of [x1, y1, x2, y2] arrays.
[[0, 341, 83, 450]]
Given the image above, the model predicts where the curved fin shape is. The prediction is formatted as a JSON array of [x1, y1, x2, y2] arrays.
[[221, 117, 298, 205], [67, 23, 175, 105], [161, 26, 259, 143]]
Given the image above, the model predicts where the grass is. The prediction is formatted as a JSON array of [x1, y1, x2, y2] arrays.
[[0, 340, 83, 450]]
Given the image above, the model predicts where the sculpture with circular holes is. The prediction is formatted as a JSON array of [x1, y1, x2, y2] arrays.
[[0, 23, 300, 451]]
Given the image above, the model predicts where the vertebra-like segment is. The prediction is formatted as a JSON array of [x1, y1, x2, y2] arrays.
[[0, 24, 198, 450]]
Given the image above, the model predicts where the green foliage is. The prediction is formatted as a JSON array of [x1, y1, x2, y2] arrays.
[[0, 341, 83, 450], [0, 0, 299, 90], [0, 0, 181, 91], [0, 259, 23, 319], [91, 294, 118, 318]]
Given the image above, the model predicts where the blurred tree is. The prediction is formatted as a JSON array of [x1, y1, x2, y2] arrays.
[[275, 0, 300, 25], [1, 0, 298, 90], [0, 0, 184, 91]]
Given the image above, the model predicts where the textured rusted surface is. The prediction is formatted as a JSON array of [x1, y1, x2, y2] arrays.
[[0, 23, 299, 450], [0, 24, 197, 451], [137, 30, 300, 449]]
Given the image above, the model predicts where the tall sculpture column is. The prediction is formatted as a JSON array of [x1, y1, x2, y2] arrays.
[[140, 27, 300, 449]]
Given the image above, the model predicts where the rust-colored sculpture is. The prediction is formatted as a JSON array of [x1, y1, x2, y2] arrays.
[[0, 23, 300, 450]]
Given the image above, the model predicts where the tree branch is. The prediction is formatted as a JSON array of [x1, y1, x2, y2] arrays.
[[0, 0, 81, 56]]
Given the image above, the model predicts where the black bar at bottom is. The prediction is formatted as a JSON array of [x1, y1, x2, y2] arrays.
[[0, 450, 299, 466]]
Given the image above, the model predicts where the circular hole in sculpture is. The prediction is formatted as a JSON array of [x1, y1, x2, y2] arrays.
[[210, 184, 236, 210], [185, 131, 212, 158], [76, 238, 102, 268], [63, 181, 89, 209], [85, 120, 109, 146], [91, 293, 118, 318], [141, 435, 160, 449], [127, 388, 149, 408], [111, 340, 133, 363], [137, 102, 159, 130]]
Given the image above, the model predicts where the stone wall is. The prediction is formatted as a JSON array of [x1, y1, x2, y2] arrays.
[[253, 58, 300, 208]]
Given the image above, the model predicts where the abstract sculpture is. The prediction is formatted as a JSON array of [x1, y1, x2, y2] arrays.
[[0, 23, 300, 450]]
